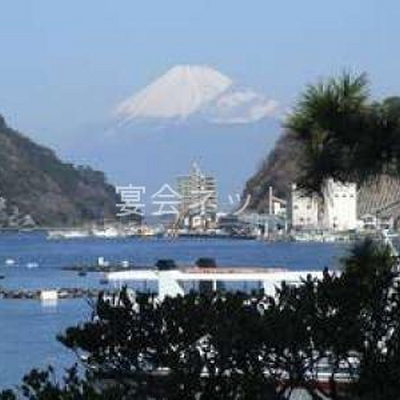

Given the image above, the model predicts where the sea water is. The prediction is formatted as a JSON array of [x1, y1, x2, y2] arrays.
[[0, 232, 347, 388]]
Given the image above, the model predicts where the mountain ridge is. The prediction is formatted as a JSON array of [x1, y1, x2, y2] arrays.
[[0, 115, 118, 227]]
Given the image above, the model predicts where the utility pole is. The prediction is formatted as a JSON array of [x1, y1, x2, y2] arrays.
[[269, 186, 273, 216]]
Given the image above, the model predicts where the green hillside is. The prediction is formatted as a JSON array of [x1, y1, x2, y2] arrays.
[[0, 115, 117, 226]]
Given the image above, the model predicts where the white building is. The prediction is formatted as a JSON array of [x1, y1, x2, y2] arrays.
[[289, 180, 357, 232], [289, 184, 320, 230], [271, 196, 287, 216], [359, 213, 394, 231], [176, 162, 218, 229], [322, 179, 357, 231]]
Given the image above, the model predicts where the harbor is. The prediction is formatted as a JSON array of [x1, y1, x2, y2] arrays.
[[43, 163, 400, 244], [0, 232, 347, 388]]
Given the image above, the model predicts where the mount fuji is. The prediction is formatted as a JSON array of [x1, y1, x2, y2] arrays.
[[115, 65, 278, 125], [69, 65, 281, 210]]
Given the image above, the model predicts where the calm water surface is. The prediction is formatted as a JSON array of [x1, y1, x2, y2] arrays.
[[0, 232, 348, 388]]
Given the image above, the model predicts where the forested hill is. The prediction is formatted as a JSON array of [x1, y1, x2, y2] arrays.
[[244, 130, 400, 220], [0, 115, 117, 227], [243, 131, 305, 212]]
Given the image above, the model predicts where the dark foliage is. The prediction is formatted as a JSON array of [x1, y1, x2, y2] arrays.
[[3, 240, 400, 399], [0, 114, 118, 226], [243, 130, 306, 212], [287, 72, 400, 194]]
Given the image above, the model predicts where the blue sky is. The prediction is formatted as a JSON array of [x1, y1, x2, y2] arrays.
[[0, 0, 398, 148]]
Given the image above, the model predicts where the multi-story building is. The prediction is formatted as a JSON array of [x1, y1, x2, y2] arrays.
[[359, 214, 394, 231], [288, 184, 320, 230], [176, 163, 217, 229], [271, 196, 287, 216], [322, 179, 357, 231], [289, 179, 357, 232]]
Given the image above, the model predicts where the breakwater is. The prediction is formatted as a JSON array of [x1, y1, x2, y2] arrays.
[[0, 287, 114, 300]]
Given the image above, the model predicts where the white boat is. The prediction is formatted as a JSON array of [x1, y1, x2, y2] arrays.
[[92, 226, 121, 239], [40, 290, 58, 301], [47, 229, 90, 240]]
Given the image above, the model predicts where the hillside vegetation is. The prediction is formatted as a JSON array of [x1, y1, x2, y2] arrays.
[[245, 131, 400, 220], [0, 115, 117, 226], [244, 131, 305, 212]]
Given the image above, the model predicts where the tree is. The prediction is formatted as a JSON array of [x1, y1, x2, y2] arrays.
[[3, 239, 400, 399], [287, 72, 400, 193], [57, 290, 283, 399], [341, 240, 400, 399]]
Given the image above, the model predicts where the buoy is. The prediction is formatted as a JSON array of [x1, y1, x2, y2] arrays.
[[98, 257, 110, 267]]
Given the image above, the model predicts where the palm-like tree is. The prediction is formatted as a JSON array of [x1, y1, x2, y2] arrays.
[[287, 72, 400, 192]]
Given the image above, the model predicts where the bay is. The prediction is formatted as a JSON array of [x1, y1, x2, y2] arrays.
[[0, 232, 347, 389]]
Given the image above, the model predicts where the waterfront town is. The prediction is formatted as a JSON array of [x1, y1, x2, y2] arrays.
[[48, 161, 396, 243]]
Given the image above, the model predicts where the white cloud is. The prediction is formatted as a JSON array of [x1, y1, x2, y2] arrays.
[[210, 89, 279, 124], [216, 90, 259, 108], [249, 100, 279, 120]]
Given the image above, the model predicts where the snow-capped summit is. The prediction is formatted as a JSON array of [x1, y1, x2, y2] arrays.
[[115, 65, 279, 124], [116, 65, 232, 121], [70, 65, 281, 213]]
